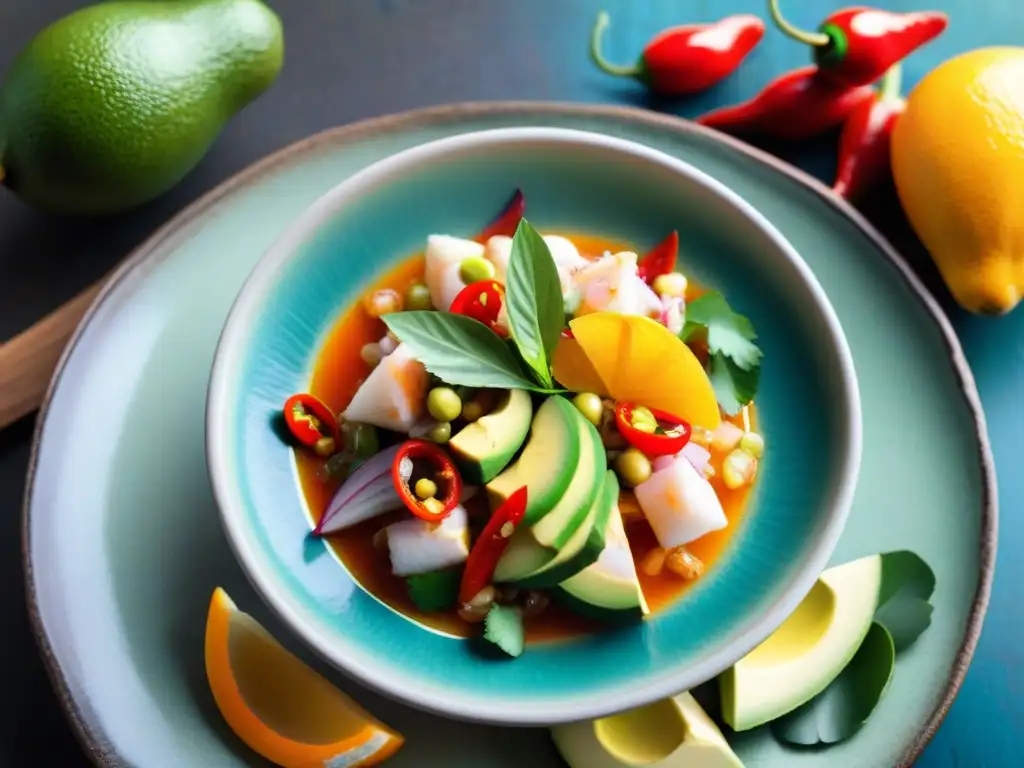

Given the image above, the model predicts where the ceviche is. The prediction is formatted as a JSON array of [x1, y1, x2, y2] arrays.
[[281, 190, 765, 658]]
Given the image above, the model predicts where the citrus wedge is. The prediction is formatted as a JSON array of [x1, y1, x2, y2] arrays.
[[564, 312, 721, 430], [205, 588, 404, 768]]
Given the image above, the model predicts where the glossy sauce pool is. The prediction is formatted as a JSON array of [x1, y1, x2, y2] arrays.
[[296, 234, 756, 642]]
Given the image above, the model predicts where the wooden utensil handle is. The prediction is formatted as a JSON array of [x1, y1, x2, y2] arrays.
[[0, 281, 104, 430]]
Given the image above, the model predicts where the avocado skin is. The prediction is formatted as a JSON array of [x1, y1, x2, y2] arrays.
[[0, 0, 283, 215]]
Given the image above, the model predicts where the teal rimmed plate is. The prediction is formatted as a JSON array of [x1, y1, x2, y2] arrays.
[[24, 104, 994, 767]]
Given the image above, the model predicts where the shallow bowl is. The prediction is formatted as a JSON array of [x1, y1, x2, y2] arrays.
[[206, 127, 861, 725]]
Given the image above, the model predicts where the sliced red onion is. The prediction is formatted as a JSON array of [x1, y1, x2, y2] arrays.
[[681, 442, 712, 476], [652, 455, 677, 474], [313, 444, 402, 535]]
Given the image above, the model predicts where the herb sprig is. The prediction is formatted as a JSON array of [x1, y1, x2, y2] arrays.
[[681, 291, 762, 415], [384, 218, 566, 393]]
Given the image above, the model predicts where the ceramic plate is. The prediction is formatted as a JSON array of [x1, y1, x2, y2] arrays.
[[24, 103, 995, 768]]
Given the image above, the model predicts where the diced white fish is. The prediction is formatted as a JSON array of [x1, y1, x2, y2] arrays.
[[342, 342, 428, 432], [386, 504, 470, 576], [485, 233, 589, 281], [572, 251, 662, 318], [484, 235, 513, 279], [660, 295, 686, 335], [634, 454, 727, 549], [425, 235, 484, 311]]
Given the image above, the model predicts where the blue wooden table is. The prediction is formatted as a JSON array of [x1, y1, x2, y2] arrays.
[[0, 1, 1019, 764]]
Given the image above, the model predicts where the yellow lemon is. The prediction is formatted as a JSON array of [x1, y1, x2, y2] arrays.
[[560, 312, 720, 430], [892, 47, 1024, 315], [205, 588, 404, 767]]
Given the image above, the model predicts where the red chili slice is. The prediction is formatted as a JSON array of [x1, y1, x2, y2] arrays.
[[391, 439, 463, 522], [614, 401, 692, 457], [637, 230, 679, 285], [449, 280, 508, 336], [459, 486, 528, 604], [475, 188, 525, 242], [283, 393, 339, 448]]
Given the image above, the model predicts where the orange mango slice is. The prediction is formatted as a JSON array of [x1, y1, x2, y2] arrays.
[[566, 313, 721, 430], [205, 588, 404, 767], [552, 335, 610, 396]]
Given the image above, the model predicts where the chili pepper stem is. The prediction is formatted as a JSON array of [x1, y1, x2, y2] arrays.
[[879, 63, 903, 101], [767, 0, 831, 48], [590, 10, 643, 78]]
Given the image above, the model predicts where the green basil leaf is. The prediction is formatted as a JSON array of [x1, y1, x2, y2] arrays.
[[383, 311, 557, 392], [772, 621, 895, 746], [505, 219, 564, 388]]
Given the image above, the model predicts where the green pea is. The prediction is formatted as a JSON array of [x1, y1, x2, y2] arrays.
[[459, 256, 496, 284], [346, 423, 379, 458], [415, 478, 438, 500], [615, 447, 652, 488], [572, 392, 603, 426], [404, 282, 433, 311], [427, 387, 463, 422], [427, 421, 452, 444]]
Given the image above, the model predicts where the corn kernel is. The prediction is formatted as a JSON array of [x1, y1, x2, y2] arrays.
[[641, 547, 666, 576], [711, 421, 744, 453], [364, 288, 403, 318], [722, 448, 757, 489], [652, 272, 688, 299], [665, 546, 704, 580], [740, 431, 765, 459]]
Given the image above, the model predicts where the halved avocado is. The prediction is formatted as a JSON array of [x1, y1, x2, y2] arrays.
[[487, 396, 579, 524], [449, 389, 532, 484], [719, 553, 884, 732]]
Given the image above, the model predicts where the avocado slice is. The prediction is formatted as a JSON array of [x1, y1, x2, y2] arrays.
[[551, 692, 742, 768], [449, 389, 532, 484], [487, 396, 579, 525], [719, 553, 884, 732], [530, 408, 606, 550], [554, 500, 649, 621], [516, 470, 619, 589]]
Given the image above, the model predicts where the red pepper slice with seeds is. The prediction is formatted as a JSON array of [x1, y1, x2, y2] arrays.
[[475, 188, 525, 243], [637, 230, 679, 285], [615, 402, 692, 458], [459, 486, 528, 604], [283, 393, 339, 452], [392, 439, 463, 522], [449, 280, 508, 336]]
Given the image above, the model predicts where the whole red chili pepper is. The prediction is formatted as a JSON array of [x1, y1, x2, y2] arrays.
[[696, 66, 876, 141], [475, 188, 525, 243], [769, 1, 947, 87], [589, 11, 765, 96], [637, 230, 679, 285], [458, 486, 528, 604], [449, 280, 507, 336], [833, 64, 905, 200]]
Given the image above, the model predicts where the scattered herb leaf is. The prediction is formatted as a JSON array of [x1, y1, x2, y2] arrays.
[[682, 291, 763, 371], [772, 621, 895, 746], [406, 569, 461, 613], [874, 550, 936, 651], [383, 311, 560, 393], [505, 219, 564, 388], [708, 352, 760, 416], [483, 603, 525, 658]]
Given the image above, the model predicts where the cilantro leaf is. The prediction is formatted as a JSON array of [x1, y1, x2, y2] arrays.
[[383, 311, 561, 393], [406, 569, 461, 613], [682, 291, 762, 371], [505, 219, 565, 388], [708, 352, 760, 416], [483, 603, 525, 658]]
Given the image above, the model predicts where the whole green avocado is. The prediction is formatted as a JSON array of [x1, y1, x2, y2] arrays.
[[0, 0, 283, 215]]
